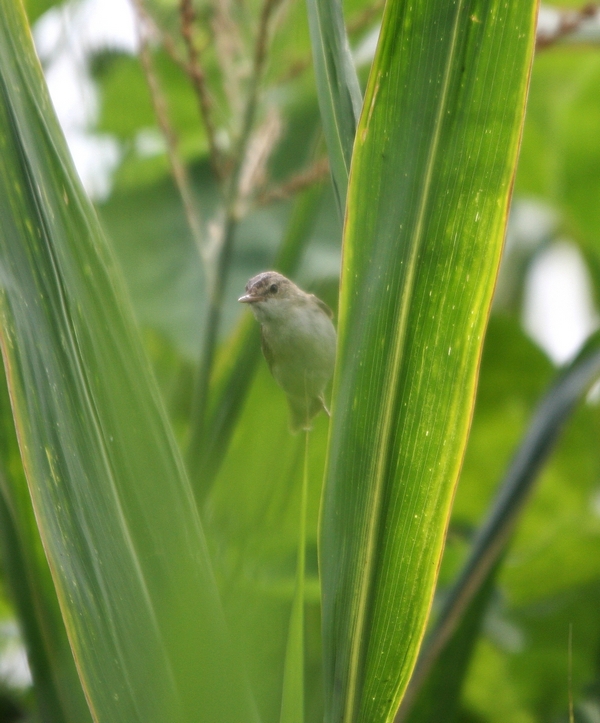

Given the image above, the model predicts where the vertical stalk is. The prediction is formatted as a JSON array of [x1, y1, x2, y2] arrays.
[[279, 429, 309, 723], [568, 623, 574, 723], [179, 0, 223, 179], [187, 0, 282, 478], [134, 11, 207, 269]]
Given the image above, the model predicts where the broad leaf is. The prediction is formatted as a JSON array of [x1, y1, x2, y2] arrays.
[[320, 2, 538, 722], [0, 3, 257, 722], [402, 567, 498, 723]]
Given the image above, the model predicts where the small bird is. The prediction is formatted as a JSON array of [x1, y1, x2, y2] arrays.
[[239, 271, 337, 431]]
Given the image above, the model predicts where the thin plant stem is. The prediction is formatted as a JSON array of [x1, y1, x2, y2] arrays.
[[279, 429, 309, 723], [257, 157, 330, 206], [187, 0, 283, 477], [568, 623, 574, 723], [179, 0, 223, 179], [133, 5, 207, 269], [133, 0, 189, 72]]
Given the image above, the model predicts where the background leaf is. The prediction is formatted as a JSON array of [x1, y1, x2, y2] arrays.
[[305, 0, 362, 211], [6, 0, 600, 721], [204, 362, 332, 723], [400, 330, 600, 721]]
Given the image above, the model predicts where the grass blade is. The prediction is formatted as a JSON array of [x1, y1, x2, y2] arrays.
[[305, 0, 362, 211], [320, 2, 538, 722], [0, 3, 258, 722], [398, 330, 600, 720]]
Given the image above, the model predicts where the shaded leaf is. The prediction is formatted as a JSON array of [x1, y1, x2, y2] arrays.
[[305, 0, 362, 211], [0, 4, 257, 722], [205, 363, 330, 723], [399, 331, 600, 720], [0, 368, 92, 723]]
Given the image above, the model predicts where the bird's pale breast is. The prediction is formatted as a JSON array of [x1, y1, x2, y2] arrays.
[[262, 300, 336, 399]]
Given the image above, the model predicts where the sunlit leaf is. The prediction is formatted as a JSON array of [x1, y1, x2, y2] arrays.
[[321, 2, 538, 721]]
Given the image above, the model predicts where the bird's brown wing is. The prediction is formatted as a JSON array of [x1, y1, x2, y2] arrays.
[[309, 294, 333, 319], [261, 326, 276, 375]]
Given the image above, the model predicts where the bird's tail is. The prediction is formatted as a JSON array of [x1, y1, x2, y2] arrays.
[[287, 394, 329, 433]]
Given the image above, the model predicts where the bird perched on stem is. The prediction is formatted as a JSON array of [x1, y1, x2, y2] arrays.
[[239, 271, 337, 431]]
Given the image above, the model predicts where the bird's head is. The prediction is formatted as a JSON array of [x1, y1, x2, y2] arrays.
[[239, 271, 303, 321]]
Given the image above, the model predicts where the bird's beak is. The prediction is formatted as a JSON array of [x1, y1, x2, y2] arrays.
[[238, 293, 260, 303]]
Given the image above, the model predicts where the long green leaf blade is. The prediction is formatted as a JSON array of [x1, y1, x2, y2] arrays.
[[0, 369, 92, 723], [305, 0, 362, 211], [321, 2, 538, 722], [0, 4, 257, 722]]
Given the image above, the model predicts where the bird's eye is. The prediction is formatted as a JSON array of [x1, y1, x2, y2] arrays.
[[270, 283, 278, 294]]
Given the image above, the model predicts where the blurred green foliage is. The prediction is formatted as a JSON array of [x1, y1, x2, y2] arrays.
[[517, 49, 600, 296], [1, 1, 598, 722]]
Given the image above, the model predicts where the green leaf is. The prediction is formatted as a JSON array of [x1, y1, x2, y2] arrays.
[[305, 0, 362, 211], [0, 368, 92, 723], [452, 316, 554, 528], [450, 328, 600, 631], [0, 4, 258, 723], [320, 2, 538, 722], [23, 0, 59, 23], [396, 316, 553, 721], [438, 318, 600, 722]]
